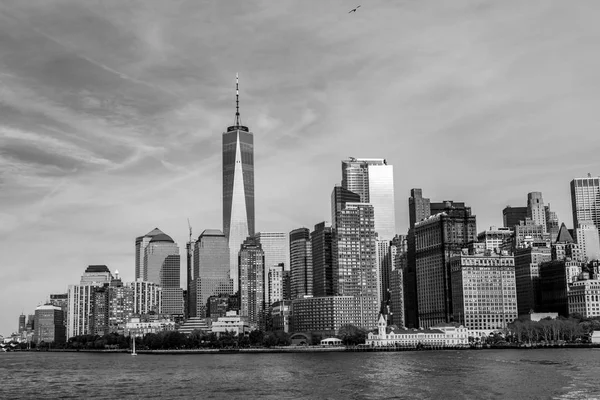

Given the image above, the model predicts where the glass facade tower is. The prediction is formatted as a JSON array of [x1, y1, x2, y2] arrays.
[[223, 76, 255, 292]]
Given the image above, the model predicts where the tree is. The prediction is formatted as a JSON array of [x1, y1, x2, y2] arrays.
[[338, 325, 367, 346]]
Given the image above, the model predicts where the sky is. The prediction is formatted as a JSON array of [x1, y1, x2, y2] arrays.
[[1, 0, 599, 336]]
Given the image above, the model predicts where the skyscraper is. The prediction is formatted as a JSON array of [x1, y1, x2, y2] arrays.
[[414, 201, 477, 328], [331, 202, 380, 328], [575, 222, 600, 262], [135, 228, 163, 281], [18, 314, 26, 334], [34, 305, 65, 345], [502, 206, 527, 229], [311, 221, 334, 297], [331, 186, 361, 228], [405, 188, 431, 328], [238, 237, 265, 327], [192, 229, 233, 318], [144, 230, 182, 316], [341, 158, 396, 240], [253, 232, 288, 271], [527, 192, 547, 233], [571, 175, 600, 237], [223, 75, 255, 292], [289, 228, 313, 299]]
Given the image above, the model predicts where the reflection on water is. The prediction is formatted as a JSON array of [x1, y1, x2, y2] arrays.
[[2, 349, 599, 399]]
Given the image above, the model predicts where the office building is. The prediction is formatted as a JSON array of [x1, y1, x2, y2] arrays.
[[571, 175, 600, 237], [253, 232, 288, 271], [406, 189, 431, 328], [80, 265, 112, 285], [477, 226, 513, 252], [290, 228, 313, 299], [223, 75, 255, 292], [415, 201, 477, 328], [49, 293, 68, 332], [186, 236, 196, 319], [18, 314, 26, 334], [341, 157, 396, 241], [575, 222, 600, 262], [503, 206, 527, 229], [144, 230, 182, 316], [568, 278, 600, 318], [514, 246, 552, 316], [450, 248, 517, 331], [389, 234, 407, 327], [514, 218, 550, 249], [527, 192, 547, 233], [311, 221, 334, 297], [552, 223, 583, 262], [191, 229, 233, 318], [292, 296, 378, 334], [545, 205, 560, 242], [238, 237, 265, 327], [539, 260, 582, 316], [331, 186, 361, 228], [33, 305, 65, 344], [267, 264, 284, 306], [135, 228, 163, 281]]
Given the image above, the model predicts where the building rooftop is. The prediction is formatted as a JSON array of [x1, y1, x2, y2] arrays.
[[199, 229, 225, 238], [150, 233, 174, 243], [85, 265, 110, 273]]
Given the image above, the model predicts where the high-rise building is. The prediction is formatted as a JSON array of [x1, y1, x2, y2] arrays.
[[539, 260, 582, 316], [80, 265, 112, 285], [331, 202, 380, 328], [477, 226, 513, 252], [341, 158, 396, 240], [514, 246, 552, 316], [575, 222, 600, 262], [414, 201, 477, 328], [186, 236, 196, 319], [571, 175, 600, 237], [311, 222, 334, 297], [331, 186, 361, 228], [389, 235, 407, 327], [502, 206, 527, 229], [49, 293, 68, 339], [267, 264, 284, 306], [238, 237, 265, 327], [108, 275, 134, 334], [409, 189, 431, 229], [18, 314, 26, 334], [144, 230, 182, 316], [131, 280, 162, 315], [192, 229, 233, 318], [377, 239, 392, 308], [545, 205, 560, 242], [33, 305, 65, 344], [253, 232, 288, 271], [406, 189, 431, 328], [450, 249, 517, 331], [67, 284, 96, 338], [290, 228, 313, 299], [135, 228, 163, 281], [514, 218, 550, 249], [223, 75, 255, 292], [569, 278, 600, 318], [527, 192, 547, 233]]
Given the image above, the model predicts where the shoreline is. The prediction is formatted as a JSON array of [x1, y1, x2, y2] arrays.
[[4, 343, 600, 355]]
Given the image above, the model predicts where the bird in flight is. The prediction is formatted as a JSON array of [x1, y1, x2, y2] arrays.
[[349, 5, 361, 13]]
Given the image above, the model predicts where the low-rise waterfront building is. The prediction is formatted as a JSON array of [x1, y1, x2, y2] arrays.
[[211, 311, 250, 336], [124, 317, 176, 336], [366, 315, 469, 347]]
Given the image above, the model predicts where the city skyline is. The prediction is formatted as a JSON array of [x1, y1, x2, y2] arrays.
[[1, 0, 600, 336]]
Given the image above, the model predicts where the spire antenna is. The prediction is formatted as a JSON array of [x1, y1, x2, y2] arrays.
[[235, 73, 241, 127]]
